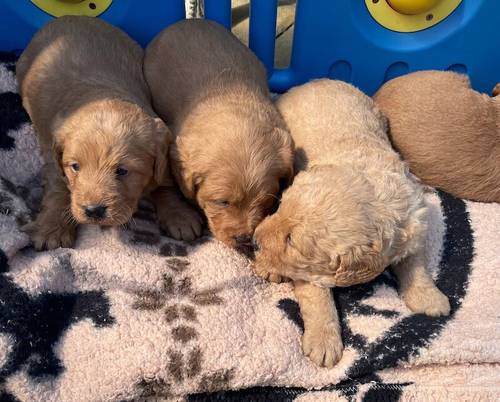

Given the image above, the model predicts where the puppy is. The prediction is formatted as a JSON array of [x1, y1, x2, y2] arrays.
[[17, 16, 201, 250], [253, 80, 450, 368], [144, 19, 293, 254], [374, 70, 500, 203]]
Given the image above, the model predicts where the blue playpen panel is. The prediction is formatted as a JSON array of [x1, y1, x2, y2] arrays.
[[0, 0, 498, 95], [0, 0, 186, 49]]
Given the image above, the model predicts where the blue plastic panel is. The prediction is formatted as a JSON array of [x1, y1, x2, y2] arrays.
[[0, 0, 185, 50], [268, 0, 500, 94], [1, 1, 498, 95]]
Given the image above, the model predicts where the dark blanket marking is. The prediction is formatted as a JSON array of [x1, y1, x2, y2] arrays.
[[0, 92, 30, 150], [0, 272, 115, 382]]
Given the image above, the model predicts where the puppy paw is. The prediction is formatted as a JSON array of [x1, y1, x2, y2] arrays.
[[254, 266, 288, 283], [158, 206, 203, 242], [24, 220, 76, 251], [302, 321, 343, 368], [401, 285, 451, 317]]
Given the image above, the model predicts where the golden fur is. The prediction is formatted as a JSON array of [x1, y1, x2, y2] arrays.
[[253, 79, 450, 367], [144, 19, 293, 253], [374, 70, 500, 203], [17, 16, 201, 249]]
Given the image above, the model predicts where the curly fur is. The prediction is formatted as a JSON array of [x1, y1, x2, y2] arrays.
[[253, 79, 450, 367]]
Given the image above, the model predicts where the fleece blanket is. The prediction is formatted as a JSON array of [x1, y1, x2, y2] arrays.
[[1, 52, 499, 402]]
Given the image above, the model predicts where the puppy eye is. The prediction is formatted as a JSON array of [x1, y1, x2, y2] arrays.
[[115, 167, 128, 177], [213, 200, 230, 207], [70, 163, 80, 172]]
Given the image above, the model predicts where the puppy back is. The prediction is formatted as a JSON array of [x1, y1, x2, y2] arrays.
[[144, 19, 268, 123], [374, 70, 500, 202], [17, 16, 152, 135], [277, 79, 389, 168]]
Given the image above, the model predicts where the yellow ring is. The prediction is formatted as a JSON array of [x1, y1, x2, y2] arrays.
[[31, 0, 112, 18], [365, 0, 462, 32]]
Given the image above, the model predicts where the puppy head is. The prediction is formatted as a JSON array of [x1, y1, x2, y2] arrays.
[[54, 100, 171, 225], [253, 166, 385, 287], [172, 122, 293, 254]]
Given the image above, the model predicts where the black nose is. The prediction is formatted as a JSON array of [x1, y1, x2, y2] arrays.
[[233, 234, 252, 245], [251, 237, 260, 252], [84, 204, 107, 220]]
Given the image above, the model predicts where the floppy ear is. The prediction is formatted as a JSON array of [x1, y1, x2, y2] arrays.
[[333, 242, 385, 287], [51, 138, 65, 175], [169, 139, 203, 200], [271, 127, 295, 184], [153, 118, 174, 186]]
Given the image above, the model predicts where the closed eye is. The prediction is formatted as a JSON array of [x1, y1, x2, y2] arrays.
[[213, 200, 230, 208]]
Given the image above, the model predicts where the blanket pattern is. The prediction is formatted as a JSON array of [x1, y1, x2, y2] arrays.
[[0, 52, 499, 402]]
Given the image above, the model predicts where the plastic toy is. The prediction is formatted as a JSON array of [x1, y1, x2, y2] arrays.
[[0, 0, 499, 95]]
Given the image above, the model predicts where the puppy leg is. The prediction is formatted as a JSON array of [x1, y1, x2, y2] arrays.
[[294, 280, 343, 368], [25, 169, 77, 250], [152, 186, 203, 241], [392, 250, 450, 317]]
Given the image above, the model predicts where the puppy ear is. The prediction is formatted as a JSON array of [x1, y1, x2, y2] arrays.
[[51, 138, 64, 174], [169, 141, 203, 200], [153, 118, 174, 186], [334, 242, 385, 287], [271, 127, 295, 184]]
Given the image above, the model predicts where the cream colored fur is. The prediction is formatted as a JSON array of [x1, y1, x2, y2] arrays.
[[254, 79, 450, 367]]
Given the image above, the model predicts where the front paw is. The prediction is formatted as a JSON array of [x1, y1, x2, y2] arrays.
[[253, 266, 288, 283], [158, 206, 203, 242], [401, 285, 451, 317], [23, 218, 76, 251], [302, 321, 343, 368]]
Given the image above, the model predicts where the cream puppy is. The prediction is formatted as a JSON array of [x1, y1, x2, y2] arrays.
[[144, 19, 293, 255], [253, 79, 450, 367], [17, 16, 201, 250]]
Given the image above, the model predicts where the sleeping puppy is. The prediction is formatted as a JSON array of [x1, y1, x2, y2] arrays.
[[17, 16, 201, 250], [253, 80, 450, 367], [144, 19, 293, 254]]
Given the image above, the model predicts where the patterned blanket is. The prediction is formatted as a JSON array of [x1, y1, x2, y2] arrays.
[[0, 52, 499, 402]]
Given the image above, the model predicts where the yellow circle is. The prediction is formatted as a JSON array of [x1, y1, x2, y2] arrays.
[[31, 0, 112, 17], [365, 0, 462, 32], [387, 0, 442, 15]]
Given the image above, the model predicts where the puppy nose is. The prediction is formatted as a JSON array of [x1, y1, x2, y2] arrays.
[[233, 234, 252, 245], [84, 204, 107, 220], [251, 237, 260, 252]]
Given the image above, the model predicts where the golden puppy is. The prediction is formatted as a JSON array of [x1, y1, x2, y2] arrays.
[[253, 80, 450, 368], [374, 70, 500, 203], [17, 16, 201, 250], [144, 19, 293, 254]]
